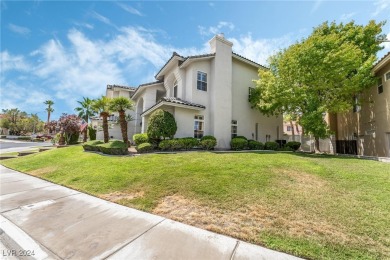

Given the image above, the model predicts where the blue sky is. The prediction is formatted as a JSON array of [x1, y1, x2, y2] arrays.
[[1, 0, 390, 120]]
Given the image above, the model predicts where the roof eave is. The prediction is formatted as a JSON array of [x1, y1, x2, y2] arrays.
[[179, 56, 215, 69], [141, 101, 205, 117], [373, 52, 390, 73]]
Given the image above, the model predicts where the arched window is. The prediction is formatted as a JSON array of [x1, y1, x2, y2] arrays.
[[173, 81, 178, 98]]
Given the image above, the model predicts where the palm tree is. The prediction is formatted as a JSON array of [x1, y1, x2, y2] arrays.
[[110, 97, 134, 146], [75, 97, 95, 142], [92, 96, 111, 143], [44, 100, 54, 134]]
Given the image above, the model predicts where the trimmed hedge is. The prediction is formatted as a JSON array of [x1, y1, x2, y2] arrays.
[[82, 140, 104, 152], [286, 141, 301, 151], [181, 137, 199, 150], [231, 137, 248, 150], [248, 140, 264, 150], [17, 136, 32, 141], [137, 142, 153, 153], [235, 136, 248, 141], [83, 140, 127, 155], [200, 139, 217, 150], [201, 135, 216, 141], [264, 141, 279, 151], [133, 133, 149, 145]]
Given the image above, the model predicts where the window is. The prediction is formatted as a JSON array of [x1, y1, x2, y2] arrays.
[[248, 87, 254, 100], [231, 120, 237, 139], [378, 78, 383, 94], [197, 72, 207, 91], [173, 83, 178, 98], [386, 72, 390, 81], [353, 95, 360, 113], [194, 115, 204, 138], [286, 126, 292, 131]]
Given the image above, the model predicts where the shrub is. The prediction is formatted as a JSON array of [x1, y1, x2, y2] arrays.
[[32, 138, 45, 142], [235, 136, 247, 141], [277, 146, 294, 151], [133, 133, 149, 145], [82, 140, 104, 151], [17, 136, 31, 141], [96, 140, 128, 155], [0, 135, 6, 139], [147, 109, 177, 140], [180, 137, 199, 150], [286, 141, 301, 151], [200, 139, 217, 150], [264, 141, 279, 151], [68, 133, 80, 145], [230, 138, 248, 150], [158, 140, 171, 151], [137, 142, 153, 153], [248, 140, 264, 150], [201, 135, 216, 141], [88, 126, 96, 141], [159, 139, 184, 151]]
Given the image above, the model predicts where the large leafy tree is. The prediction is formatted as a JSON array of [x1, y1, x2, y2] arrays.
[[109, 97, 134, 146], [250, 21, 385, 152], [147, 109, 177, 142], [75, 97, 95, 142], [44, 100, 54, 134], [92, 96, 111, 143]]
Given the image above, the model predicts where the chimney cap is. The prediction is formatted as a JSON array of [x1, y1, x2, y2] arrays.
[[217, 33, 225, 38]]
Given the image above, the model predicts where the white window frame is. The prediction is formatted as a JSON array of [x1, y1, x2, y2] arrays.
[[231, 120, 238, 139], [197, 71, 207, 91], [378, 77, 383, 94], [385, 71, 390, 81], [173, 81, 178, 98], [194, 115, 204, 139]]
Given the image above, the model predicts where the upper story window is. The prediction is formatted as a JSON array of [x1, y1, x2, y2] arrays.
[[197, 71, 207, 91], [173, 81, 178, 98], [378, 78, 383, 94], [385, 72, 390, 81]]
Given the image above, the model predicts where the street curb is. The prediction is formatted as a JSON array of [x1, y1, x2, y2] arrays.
[[0, 215, 58, 260]]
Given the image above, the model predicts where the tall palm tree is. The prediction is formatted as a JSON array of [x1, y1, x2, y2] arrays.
[[110, 97, 134, 146], [75, 97, 95, 142], [44, 100, 54, 134], [92, 96, 111, 143]]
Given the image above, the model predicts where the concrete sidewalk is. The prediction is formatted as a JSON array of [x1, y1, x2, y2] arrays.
[[0, 165, 302, 260]]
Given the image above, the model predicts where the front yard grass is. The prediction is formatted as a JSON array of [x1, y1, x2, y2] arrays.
[[1, 146, 389, 259]]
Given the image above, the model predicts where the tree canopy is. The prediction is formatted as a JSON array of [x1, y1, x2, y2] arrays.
[[250, 20, 385, 151], [147, 109, 177, 141]]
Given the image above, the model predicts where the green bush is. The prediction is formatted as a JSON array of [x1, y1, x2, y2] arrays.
[[201, 135, 216, 141], [235, 136, 247, 140], [1, 135, 7, 139], [158, 140, 171, 151], [277, 146, 294, 151], [88, 126, 96, 141], [264, 141, 279, 151], [286, 141, 301, 151], [147, 109, 177, 140], [96, 140, 128, 155], [66, 133, 80, 145], [159, 139, 184, 151], [32, 138, 45, 142], [200, 139, 217, 150], [82, 140, 104, 151], [17, 136, 31, 141], [248, 140, 264, 150], [180, 137, 199, 150], [137, 143, 153, 153], [231, 138, 248, 150], [133, 133, 149, 145]]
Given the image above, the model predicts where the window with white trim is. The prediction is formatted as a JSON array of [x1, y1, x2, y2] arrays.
[[385, 72, 390, 81], [194, 115, 204, 138], [197, 71, 207, 91], [231, 120, 237, 139], [378, 78, 383, 94], [173, 81, 178, 98]]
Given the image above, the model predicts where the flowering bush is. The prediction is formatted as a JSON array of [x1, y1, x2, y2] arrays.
[[58, 114, 82, 144]]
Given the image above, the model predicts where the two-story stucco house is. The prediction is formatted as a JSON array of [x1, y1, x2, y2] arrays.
[[100, 34, 282, 149]]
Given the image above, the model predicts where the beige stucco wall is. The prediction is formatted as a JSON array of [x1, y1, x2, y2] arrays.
[[232, 59, 283, 143], [336, 61, 390, 157]]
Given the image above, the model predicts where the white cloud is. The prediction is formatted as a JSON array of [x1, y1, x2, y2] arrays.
[[310, 0, 323, 14], [229, 33, 294, 65], [340, 12, 357, 21], [117, 3, 143, 16], [90, 11, 113, 26], [0, 51, 29, 72], [372, 0, 390, 16], [73, 22, 94, 30], [8, 23, 30, 36], [199, 21, 235, 36]]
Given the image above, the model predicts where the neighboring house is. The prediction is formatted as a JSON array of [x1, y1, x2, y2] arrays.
[[332, 52, 390, 157], [103, 34, 282, 149], [283, 120, 302, 140]]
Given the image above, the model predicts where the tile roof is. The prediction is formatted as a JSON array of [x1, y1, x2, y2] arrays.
[[107, 84, 137, 91], [232, 52, 268, 69], [141, 97, 205, 116], [131, 80, 164, 98], [373, 51, 390, 68]]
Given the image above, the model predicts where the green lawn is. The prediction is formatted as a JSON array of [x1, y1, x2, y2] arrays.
[[2, 146, 389, 259]]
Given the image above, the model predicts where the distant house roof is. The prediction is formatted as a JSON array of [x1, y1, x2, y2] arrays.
[[232, 52, 268, 70], [131, 80, 164, 100], [107, 84, 137, 91], [141, 97, 205, 116]]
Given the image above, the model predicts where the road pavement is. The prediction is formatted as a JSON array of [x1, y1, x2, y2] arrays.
[[0, 140, 52, 154], [0, 165, 303, 260]]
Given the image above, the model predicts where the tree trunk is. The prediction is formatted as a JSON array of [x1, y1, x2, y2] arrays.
[[83, 128, 87, 142], [290, 120, 295, 141], [102, 112, 109, 143], [118, 110, 129, 147], [47, 112, 50, 134], [314, 136, 321, 153]]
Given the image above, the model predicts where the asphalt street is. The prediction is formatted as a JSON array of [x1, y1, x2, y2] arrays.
[[0, 140, 52, 154]]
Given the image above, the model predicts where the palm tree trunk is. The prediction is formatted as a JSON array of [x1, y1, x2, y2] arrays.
[[47, 111, 50, 134], [102, 113, 109, 143], [119, 110, 129, 146], [83, 128, 87, 142]]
